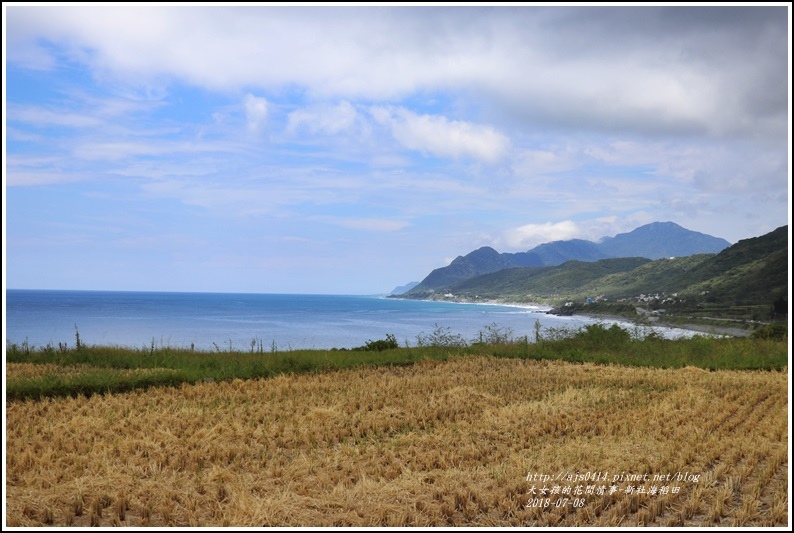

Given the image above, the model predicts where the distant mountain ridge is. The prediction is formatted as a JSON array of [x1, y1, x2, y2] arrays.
[[596, 222, 730, 259], [390, 281, 420, 295], [408, 222, 731, 293], [402, 225, 787, 316]]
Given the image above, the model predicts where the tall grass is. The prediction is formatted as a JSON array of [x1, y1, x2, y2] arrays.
[[519, 323, 787, 370], [6, 323, 788, 401]]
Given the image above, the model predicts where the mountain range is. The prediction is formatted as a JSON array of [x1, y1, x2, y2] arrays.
[[402, 222, 731, 294], [396, 225, 787, 319], [389, 281, 420, 296]]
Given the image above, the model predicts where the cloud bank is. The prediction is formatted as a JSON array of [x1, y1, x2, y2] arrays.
[[5, 5, 789, 293]]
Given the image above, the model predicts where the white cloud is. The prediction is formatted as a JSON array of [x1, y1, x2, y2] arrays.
[[5, 155, 79, 186], [501, 216, 666, 251], [5, 5, 788, 292], [6, 170, 73, 187], [244, 94, 268, 133], [71, 139, 241, 161], [504, 221, 581, 249], [287, 101, 359, 136], [511, 147, 579, 178], [6, 127, 46, 143], [6, 7, 786, 140], [7, 104, 104, 128], [371, 106, 509, 163]]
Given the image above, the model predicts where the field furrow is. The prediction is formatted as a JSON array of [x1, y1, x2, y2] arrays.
[[5, 357, 788, 527]]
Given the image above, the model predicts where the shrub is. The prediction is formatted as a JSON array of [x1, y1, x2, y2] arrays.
[[573, 323, 632, 348], [354, 334, 399, 352], [750, 323, 787, 341], [416, 324, 468, 348], [474, 322, 514, 345]]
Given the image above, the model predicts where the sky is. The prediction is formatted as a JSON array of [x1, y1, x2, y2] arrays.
[[3, 4, 791, 294]]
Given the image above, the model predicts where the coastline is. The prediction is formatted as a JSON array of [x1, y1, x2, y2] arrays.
[[393, 294, 754, 338], [388, 294, 550, 311], [545, 310, 754, 338], [645, 320, 753, 338]]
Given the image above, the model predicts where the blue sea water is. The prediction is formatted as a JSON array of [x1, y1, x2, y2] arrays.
[[5, 289, 657, 351]]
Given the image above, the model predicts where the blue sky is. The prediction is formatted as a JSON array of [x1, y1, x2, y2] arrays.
[[3, 5, 791, 294]]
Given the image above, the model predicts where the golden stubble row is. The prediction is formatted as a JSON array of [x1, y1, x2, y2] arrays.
[[6, 362, 177, 383], [6, 357, 788, 526]]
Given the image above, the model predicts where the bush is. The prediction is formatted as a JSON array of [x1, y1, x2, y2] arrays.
[[416, 323, 468, 348], [474, 322, 514, 345], [750, 323, 787, 341], [573, 323, 632, 348], [354, 334, 399, 352]]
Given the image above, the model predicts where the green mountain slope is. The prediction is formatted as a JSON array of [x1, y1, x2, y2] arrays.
[[403, 226, 788, 322], [408, 221, 731, 292], [665, 225, 788, 306], [573, 254, 713, 300], [443, 257, 651, 301]]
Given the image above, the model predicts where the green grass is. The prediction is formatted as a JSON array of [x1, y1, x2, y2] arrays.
[[6, 324, 788, 401], [519, 334, 787, 370]]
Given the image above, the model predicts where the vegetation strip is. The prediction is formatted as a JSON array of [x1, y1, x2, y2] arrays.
[[6, 323, 788, 401]]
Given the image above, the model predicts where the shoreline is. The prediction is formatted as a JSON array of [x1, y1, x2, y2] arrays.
[[545, 310, 754, 338], [388, 294, 551, 312], [394, 295, 755, 338]]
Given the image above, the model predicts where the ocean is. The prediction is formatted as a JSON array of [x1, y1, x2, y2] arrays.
[[5, 289, 665, 351]]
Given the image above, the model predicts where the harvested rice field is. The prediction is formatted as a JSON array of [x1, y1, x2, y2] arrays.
[[5, 356, 789, 527]]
